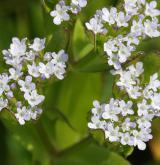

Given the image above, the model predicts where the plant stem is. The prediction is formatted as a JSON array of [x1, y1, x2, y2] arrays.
[[36, 122, 59, 156], [94, 34, 97, 51]]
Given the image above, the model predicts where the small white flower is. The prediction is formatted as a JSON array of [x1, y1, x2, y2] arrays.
[[144, 18, 160, 38], [120, 132, 134, 146], [85, 18, 107, 34], [151, 93, 160, 109], [9, 37, 27, 57], [105, 123, 120, 142], [143, 86, 153, 99], [0, 98, 8, 111], [88, 116, 106, 129], [121, 118, 136, 132], [131, 19, 144, 36], [15, 106, 30, 125], [102, 7, 117, 25], [115, 12, 130, 27], [18, 76, 36, 93], [125, 34, 140, 46], [104, 39, 118, 56], [27, 63, 40, 78], [71, 0, 87, 8], [127, 86, 142, 99], [9, 68, 23, 80], [137, 116, 152, 129], [0, 74, 10, 96], [102, 99, 120, 121], [119, 100, 134, 116], [50, 1, 70, 25], [118, 44, 131, 63], [148, 73, 160, 92], [25, 50, 36, 61], [133, 131, 146, 150], [124, 0, 139, 16], [30, 38, 46, 52], [38, 62, 50, 79], [128, 62, 144, 77], [51, 50, 68, 64], [24, 90, 45, 107], [137, 100, 150, 116], [145, 1, 160, 17]]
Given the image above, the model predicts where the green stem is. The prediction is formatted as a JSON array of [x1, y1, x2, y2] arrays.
[[94, 34, 97, 51], [36, 122, 59, 156]]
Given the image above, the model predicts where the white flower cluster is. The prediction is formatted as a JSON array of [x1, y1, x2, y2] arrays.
[[88, 62, 160, 150], [86, 0, 160, 70], [88, 98, 153, 150], [88, 0, 160, 151], [0, 37, 68, 125], [50, 0, 88, 25]]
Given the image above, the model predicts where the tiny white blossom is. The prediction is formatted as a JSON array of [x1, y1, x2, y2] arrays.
[[38, 62, 50, 79], [30, 38, 46, 52], [120, 133, 134, 146], [50, 1, 70, 25], [18, 76, 36, 93], [151, 93, 160, 109], [9, 37, 27, 57], [119, 100, 134, 116], [115, 12, 130, 27], [102, 99, 120, 121], [85, 18, 107, 34], [24, 90, 45, 107], [137, 100, 150, 116], [133, 130, 147, 150], [27, 63, 40, 78], [102, 7, 117, 25], [0, 98, 8, 111], [9, 68, 23, 80], [145, 1, 160, 17], [148, 73, 160, 91], [71, 0, 87, 8], [144, 18, 160, 38], [15, 106, 30, 125], [105, 123, 120, 142], [0, 74, 10, 96]]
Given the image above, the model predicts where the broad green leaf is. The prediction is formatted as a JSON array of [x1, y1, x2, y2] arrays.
[[44, 72, 103, 149], [55, 140, 130, 165], [143, 53, 160, 81], [73, 19, 93, 61], [75, 50, 110, 72], [1, 111, 51, 165]]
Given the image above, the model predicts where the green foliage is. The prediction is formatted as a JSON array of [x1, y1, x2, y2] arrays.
[[55, 140, 130, 165]]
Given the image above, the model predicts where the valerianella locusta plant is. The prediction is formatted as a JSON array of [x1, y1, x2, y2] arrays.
[[87, 0, 160, 151], [50, 0, 88, 25], [1, 37, 68, 125]]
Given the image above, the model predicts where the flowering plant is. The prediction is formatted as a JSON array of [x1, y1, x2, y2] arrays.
[[0, 0, 160, 164]]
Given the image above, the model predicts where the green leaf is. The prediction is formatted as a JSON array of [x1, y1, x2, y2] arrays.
[[75, 50, 110, 73], [1, 112, 51, 164], [55, 141, 130, 165], [73, 19, 93, 61], [143, 53, 160, 81], [44, 72, 103, 149]]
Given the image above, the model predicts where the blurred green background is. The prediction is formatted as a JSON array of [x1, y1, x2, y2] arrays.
[[0, 0, 160, 165]]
